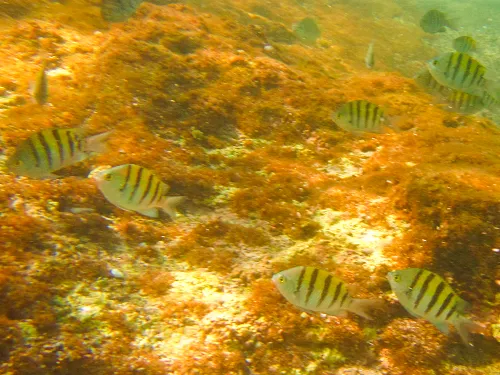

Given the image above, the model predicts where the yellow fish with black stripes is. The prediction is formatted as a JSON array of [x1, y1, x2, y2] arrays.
[[6, 128, 111, 179], [387, 268, 484, 345], [333, 100, 387, 134], [92, 164, 185, 219], [272, 266, 382, 319], [427, 52, 489, 96]]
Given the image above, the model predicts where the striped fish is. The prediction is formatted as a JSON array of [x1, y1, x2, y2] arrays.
[[444, 90, 485, 114], [93, 164, 184, 219], [6, 128, 111, 178], [414, 68, 452, 97], [427, 52, 488, 96], [387, 268, 483, 345], [333, 100, 385, 134], [101, 0, 144, 22], [419, 10, 455, 34], [453, 36, 477, 54], [272, 266, 382, 319]]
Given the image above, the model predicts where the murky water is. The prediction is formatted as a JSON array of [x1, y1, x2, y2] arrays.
[[0, 1, 499, 374]]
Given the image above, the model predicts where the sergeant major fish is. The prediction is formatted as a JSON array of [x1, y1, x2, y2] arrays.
[[419, 10, 455, 34], [6, 128, 111, 179], [273, 266, 382, 319], [427, 52, 488, 96], [101, 0, 144, 22], [333, 100, 386, 134], [92, 164, 185, 219], [453, 36, 477, 54], [293, 17, 321, 43], [387, 268, 484, 345], [444, 90, 484, 114]]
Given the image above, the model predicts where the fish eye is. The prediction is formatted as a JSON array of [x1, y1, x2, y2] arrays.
[[104, 174, 112, 181], [279, 275, 285, 283], [394, 274, 401, 282], [432, 60, 438, 66]]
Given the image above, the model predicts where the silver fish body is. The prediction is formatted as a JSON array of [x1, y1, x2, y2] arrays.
[[365, 42, 375, 69]]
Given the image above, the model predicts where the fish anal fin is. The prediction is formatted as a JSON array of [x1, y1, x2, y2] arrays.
[[137, 207, 159, 218], [454, 317, 486, 346], [346, 298, 385, 320], [159, 196, 186, 220], [434, 321, 450, 335]]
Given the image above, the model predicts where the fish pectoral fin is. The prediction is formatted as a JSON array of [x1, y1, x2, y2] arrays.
[[136, 208, 159, 218], [434, 321, 450, 335]]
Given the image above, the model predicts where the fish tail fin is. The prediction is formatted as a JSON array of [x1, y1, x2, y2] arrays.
[[159, 196, 186, 220], [455, 317, 486, 346], [347, 298, 385, 320], [84, 131, 113, 154]]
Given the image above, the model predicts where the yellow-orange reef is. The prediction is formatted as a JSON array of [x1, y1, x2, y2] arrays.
[[0, 0, 499, 374]]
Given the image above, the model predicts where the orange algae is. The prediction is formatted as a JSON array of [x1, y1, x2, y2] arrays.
[[0, 0, 499, 374]]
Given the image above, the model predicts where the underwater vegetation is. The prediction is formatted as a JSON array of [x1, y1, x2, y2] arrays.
[[0, 0, 499, 374]]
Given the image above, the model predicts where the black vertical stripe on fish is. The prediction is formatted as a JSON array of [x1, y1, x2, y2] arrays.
[[372, 106, 379, 128], [317, 274, 332, 307], [305, 268, 319, 305], [27, 137, 41, 168], [139, 173, 154, 204], [349, 101, 354, 125], [328, 282, 342, 308], [129, 166, 143, 202], [451, 53, 463, 81], [424, 281, 445, 314], [364, 102, 370, 129], [461, 57, 473, 85], [407, 269, 424, 297], [445, 302, 458, 320], [444, 54, 453, 78], [120, 164, 132, 192], [148, 180, 162, 205], [77, 138, 84, 152], [435, 292, 454, 318], [52, 129, 64, 164], [66, 130, 75, 157], [414, 273, 435, 309], [356, 100, 361, 128], [38, 132, 52, 169], [469, 64, 480, 86], [339, 290, 349, 307], [295, 266, 306, 294]]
